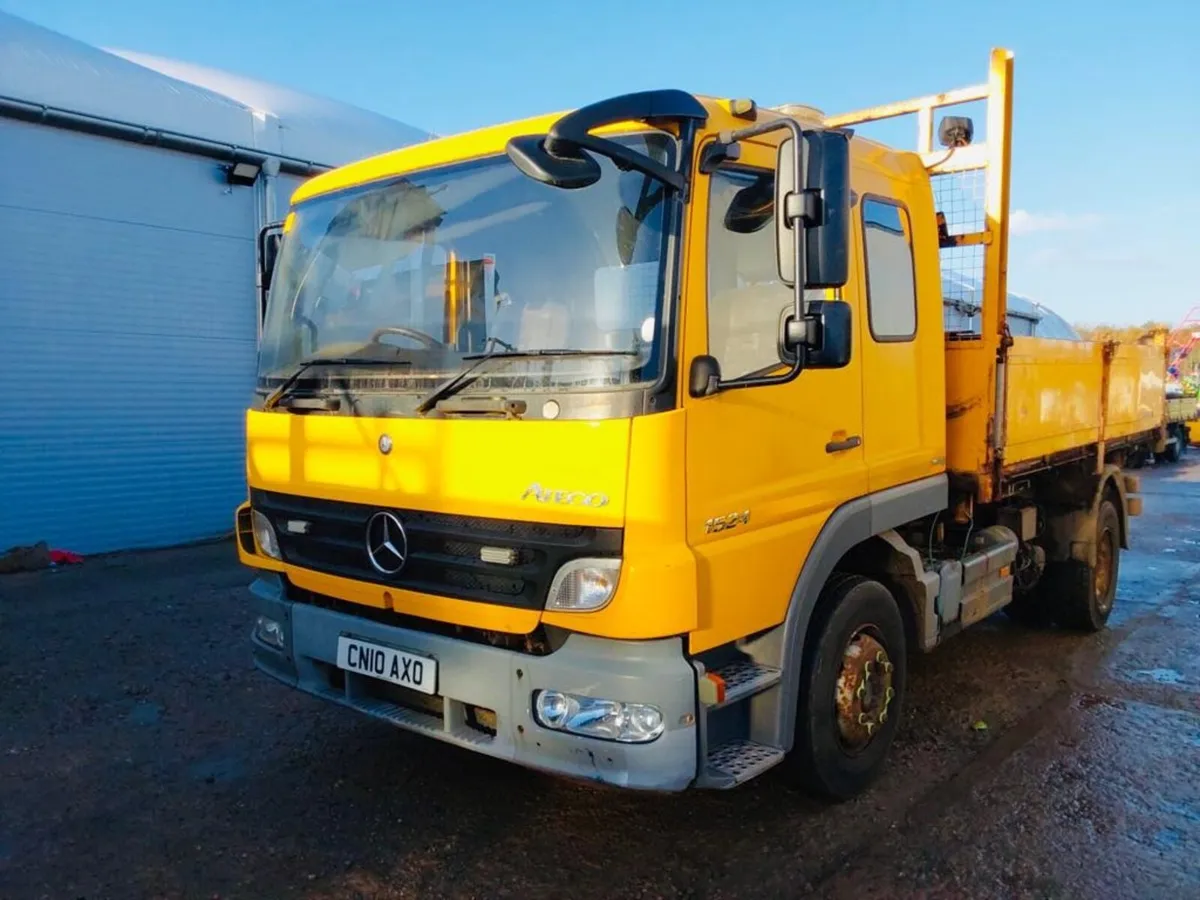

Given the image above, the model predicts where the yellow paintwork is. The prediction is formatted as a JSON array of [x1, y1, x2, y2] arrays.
[[1004, 338, 1165, 467], [244, 48, 1169, 657], [679, 116, 946, 653], [1104, 342, 1165, 441], [681, 131, 867, 651], [1005, 338, 1105, 463], [291, 115, 661, 206], [945, 342, 995, 480], [244, 408, 700, 638], [850, 143, 948, 494], [246, 409, 628, 525], [832, 50, 1016, 501], [542, 410, 697, 638]]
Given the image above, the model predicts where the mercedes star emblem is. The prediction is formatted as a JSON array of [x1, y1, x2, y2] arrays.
[[378, 434, 393, 455], [365, 511, 408, 575]]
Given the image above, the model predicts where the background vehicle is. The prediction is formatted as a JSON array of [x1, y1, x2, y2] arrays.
[[236, 48, 1156, 799]]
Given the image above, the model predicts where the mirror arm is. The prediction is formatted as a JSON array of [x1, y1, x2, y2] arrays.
[[724, 117, 809, 346], [698, 138, 741, 174]]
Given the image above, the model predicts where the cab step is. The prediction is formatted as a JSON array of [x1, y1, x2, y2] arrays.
[[704, 739, 785, 788], [700, 659, 781, 709]]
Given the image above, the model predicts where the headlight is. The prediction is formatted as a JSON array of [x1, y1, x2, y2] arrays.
[[533, 689, 664, 743], [252, 509, 281, 560], [545, 557, 620, 612], [254, 615, 286, 649]]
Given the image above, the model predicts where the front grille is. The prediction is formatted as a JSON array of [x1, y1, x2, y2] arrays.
[[251, 489, 622, 610]]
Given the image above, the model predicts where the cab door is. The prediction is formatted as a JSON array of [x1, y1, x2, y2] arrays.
[[683, 139, 868, 652], [855, 187, 944, 492]]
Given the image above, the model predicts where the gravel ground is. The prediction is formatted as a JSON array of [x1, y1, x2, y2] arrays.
[[2, 460, 1198, 900]]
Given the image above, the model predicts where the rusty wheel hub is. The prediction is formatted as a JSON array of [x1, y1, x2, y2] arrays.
[[835, 628, 895, 751]]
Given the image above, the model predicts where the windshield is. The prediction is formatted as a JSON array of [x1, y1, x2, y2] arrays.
[[257, 132, 677, 406]]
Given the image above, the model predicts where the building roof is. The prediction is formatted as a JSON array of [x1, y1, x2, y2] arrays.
[[0, 10, 432, 168]]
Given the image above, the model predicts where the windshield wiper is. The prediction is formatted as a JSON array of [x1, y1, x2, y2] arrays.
[[414, 349, 637, 414], [263, 357, 409, 410]]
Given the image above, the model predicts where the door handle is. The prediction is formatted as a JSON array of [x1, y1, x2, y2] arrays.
[[825, 435, 862, 454]]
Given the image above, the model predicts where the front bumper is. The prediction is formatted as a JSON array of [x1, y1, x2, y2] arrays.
[[248, 575, 699, 791]]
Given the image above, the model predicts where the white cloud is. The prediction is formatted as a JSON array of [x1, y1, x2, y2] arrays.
[[1010, 209, 1103, 236]]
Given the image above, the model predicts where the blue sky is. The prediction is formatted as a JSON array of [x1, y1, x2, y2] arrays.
[[3, 0, 1197, 327]]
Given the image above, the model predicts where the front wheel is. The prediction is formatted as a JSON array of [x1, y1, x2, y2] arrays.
[[786, 574, 907, 801]]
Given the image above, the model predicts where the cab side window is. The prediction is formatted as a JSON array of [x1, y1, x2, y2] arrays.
[[706, 168, 793, 381], [862, 198, 916, 342]]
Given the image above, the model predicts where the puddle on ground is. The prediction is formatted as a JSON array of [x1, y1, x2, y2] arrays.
[[1127, 668, 1187, 685]]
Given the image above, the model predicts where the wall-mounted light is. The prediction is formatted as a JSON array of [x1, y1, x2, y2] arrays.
[[226, 160, 262, 186]]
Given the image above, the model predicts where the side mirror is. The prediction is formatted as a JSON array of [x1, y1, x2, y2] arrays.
[[778, 300, 853, 370], [688, 355, 722, 398], [804, 300, 852, 369], [775, 131, 851, 291], [259, 225, 283, 289], [257, 223, 284, 324]]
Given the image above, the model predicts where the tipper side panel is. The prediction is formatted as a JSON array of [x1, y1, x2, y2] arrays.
[[1104, 342, 1166, 442], [1004, 337, 1104, 465]]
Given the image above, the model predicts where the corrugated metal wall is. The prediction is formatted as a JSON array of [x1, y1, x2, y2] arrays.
[[0, 117, 257, 554]]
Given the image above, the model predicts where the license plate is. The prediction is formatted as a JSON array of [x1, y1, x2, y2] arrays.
[[336, 636, 437, 695]]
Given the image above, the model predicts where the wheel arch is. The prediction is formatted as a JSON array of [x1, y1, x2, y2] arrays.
[[1045, 464, 1131, 566], [1099, 466, 1129, 550], [743, 474, 947, 753]]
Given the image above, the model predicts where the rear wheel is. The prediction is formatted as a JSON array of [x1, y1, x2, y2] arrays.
[[1156, 426, 1183, 464], [1050, 499, 1120, 632], [787, 574, 906, 801], [1165, 428, 1184, 463]]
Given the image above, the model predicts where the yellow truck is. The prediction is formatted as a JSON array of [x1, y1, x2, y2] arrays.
[[1159, 393, 1196, 462], [236, 49, 1159, 799]]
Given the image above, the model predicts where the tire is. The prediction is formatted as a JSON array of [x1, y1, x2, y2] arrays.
[[787, 574, 906, 801], [1156, 427, 1183, 464], [1164, 431, 1183, 464], [1050, 499, 1120, 632]]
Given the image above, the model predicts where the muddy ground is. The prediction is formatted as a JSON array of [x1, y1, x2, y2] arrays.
[[2, 460, 1198, 900]]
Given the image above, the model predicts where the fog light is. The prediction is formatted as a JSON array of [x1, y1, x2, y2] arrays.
[[252, 509, 281, 560], [532, 689, 664, 743], [255, 615, 285, 649], [545, 558, 621, 612]]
